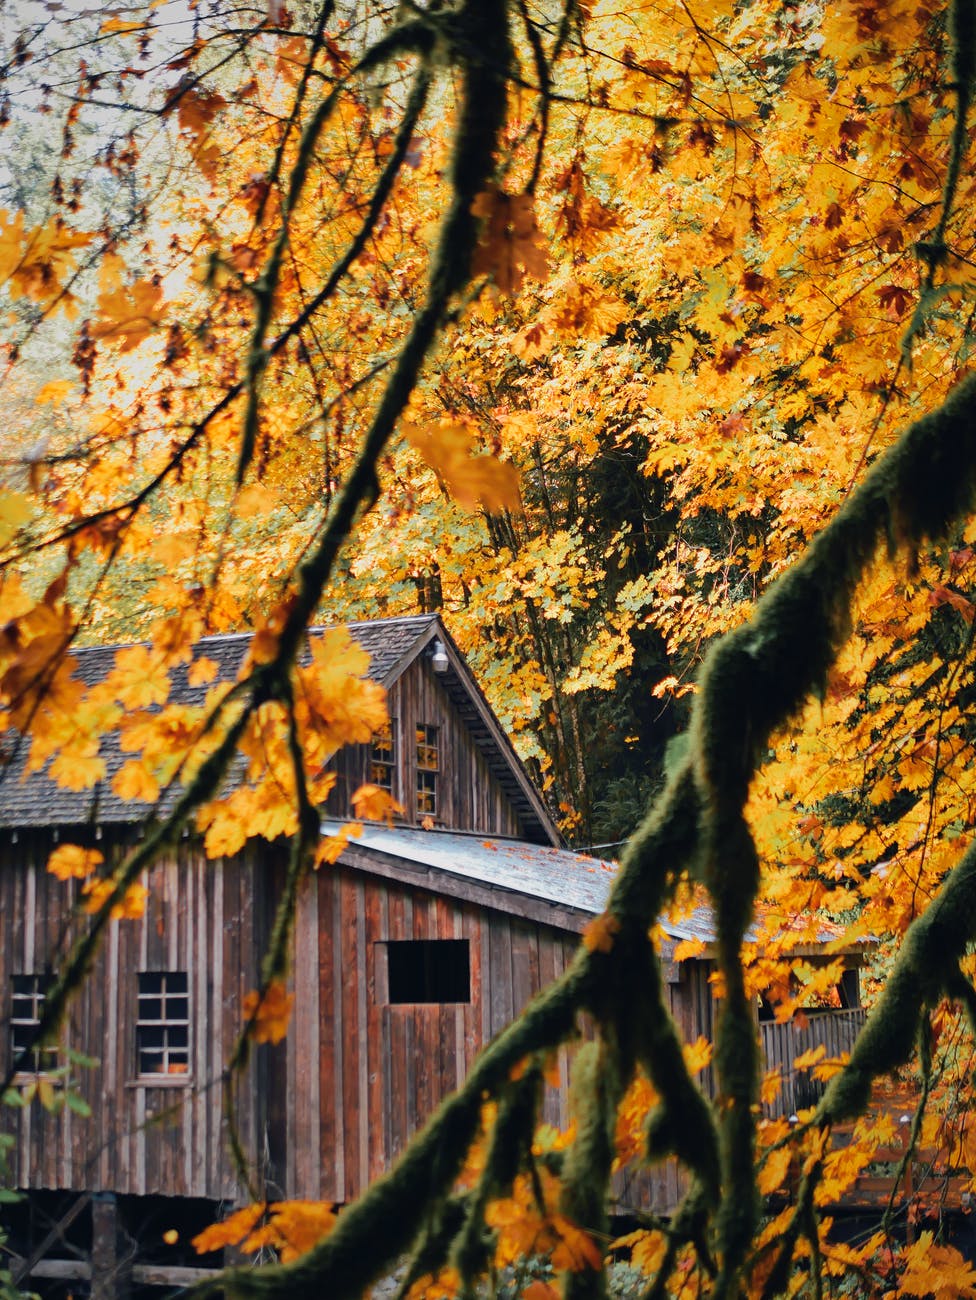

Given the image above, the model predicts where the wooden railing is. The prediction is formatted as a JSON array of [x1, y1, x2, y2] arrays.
[[760, 1007, 868, 1118]]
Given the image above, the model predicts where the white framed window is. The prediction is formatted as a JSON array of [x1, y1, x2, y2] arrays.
[[415, 724, 439, 817], [370, 721, 397, 794], [10, 974, 57, 1074], [137, 972, 190, 1077]]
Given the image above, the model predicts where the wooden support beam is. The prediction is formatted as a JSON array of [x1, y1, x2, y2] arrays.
[[15, 1257, 221, 1288], [91, 1193, 130, 1300]]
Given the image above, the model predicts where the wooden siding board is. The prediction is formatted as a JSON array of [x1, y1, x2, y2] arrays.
[[315, 868, 338, 1200], [488, 916, 514, 1038], [355, 877, 369, 1194], [364, 881, 386, 1183], [340, 874, 361, 1200], [386, 890, 408, 1164]]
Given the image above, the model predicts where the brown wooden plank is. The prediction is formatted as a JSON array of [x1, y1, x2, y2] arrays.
[[488, 916, 514, 1038], [314, 866, 337, 1199], [364, 879, 387, 1182], [386, 888, 408, 1163], [340, 872, 362, 1199]]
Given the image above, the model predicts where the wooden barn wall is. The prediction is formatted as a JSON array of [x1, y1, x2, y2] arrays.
[[323, 659, 523, 837], [0, 831, 268, 1202], [275, 864, 714, 1217], [277, 863, 578, 1205]]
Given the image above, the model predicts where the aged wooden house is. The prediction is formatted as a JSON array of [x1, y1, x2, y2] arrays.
[[0, 614, 865, 1297]]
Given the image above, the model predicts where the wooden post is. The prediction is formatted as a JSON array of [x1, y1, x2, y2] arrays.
[[91, 1193, 130, 1300]]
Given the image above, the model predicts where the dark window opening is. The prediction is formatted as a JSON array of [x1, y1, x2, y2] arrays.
[[387, 940, 470, 1004], [370, 722, 397, 794], [137, 972, 189, 1077], [416, 724, 439, 817], [11, 974, 57, 1073]]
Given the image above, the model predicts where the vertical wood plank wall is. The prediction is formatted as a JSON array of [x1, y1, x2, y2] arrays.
[[325, 658, 524, 838], [1, 835, 708, 1218], [280, 865, 580, 1205], [0, 831, 267, 1201]]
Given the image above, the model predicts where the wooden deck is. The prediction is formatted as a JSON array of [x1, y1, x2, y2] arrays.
[[819, 1082, 973, 1230]]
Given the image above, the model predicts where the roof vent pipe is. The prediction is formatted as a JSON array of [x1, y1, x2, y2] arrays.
[[431, 639, 449, 673]]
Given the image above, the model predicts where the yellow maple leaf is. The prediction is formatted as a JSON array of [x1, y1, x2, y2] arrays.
[[199, 800, 249, 859], [243, 980, 294, 1044], [48, 750, 107, 791], [90, 278, 164, 352], [242, 1201, 337, 1263], [81, 878, 147, 920], [471, 186, 548, 297], [47, 844, 103, 881], [404, 419, 520, 514], [673, 936, 706, 961], [187, 657, 218, 688], [582, 911, 621, 954], [0, 490, 33, 547], [682, 1035, 712, 1075], [351, 783, 402, 825], [100, 17, 146, 33], [550, 1215, 603, 1271], [107, 645, 171, 709], [793, 1044, 826, 1072], [112, 760, 160, 804], [314, 821, 362, 867], [192, 1203, 265, 1255], [757, 1145, 793, 1195]]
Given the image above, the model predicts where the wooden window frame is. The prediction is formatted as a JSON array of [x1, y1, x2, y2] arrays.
[[415, 723, 439, 819], [136, 971, 190, 1081], [370, 720, 397, 795], [10, 974, 57, 1075]]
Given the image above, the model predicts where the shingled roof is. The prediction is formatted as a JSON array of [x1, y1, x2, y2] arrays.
[[0, 614, 555, 843]]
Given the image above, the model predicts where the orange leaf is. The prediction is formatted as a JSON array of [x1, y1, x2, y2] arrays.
[[582, 911, 620, 954], [351, 783, 403, 825], [90, 278, 165, 352], [471, 186, 548, 297], [112, 760, 160, 804], [523, 1284, 559, 1300], [192, 1203, 265, 1255], [405, 419, 520, 514], [243, 980, 294, 1044], [47, 844, 103, 881], [81, 878, 147, 920]]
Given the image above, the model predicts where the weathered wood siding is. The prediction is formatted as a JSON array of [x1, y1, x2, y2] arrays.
[[0, 831, 268, 1201], [324, 658, 524, 837], [1, 834, 716, 1219], [760, 1007, 868, 1118], [276, 861, 577, 1204]]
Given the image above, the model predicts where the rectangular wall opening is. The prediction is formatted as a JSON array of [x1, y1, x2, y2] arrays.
[[385, 939, 470, 1004]]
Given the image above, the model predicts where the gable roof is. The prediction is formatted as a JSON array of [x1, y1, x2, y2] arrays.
[[0, 615, 558, 844]]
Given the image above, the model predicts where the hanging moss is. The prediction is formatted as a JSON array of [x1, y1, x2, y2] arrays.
[[560, 1040, 620, 1300]]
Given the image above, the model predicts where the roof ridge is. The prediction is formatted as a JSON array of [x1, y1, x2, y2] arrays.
[[68, 613, 440, 657]]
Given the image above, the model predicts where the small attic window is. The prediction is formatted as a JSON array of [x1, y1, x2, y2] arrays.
[[385, 940, 470, 1004], [370, 721, 397, 794], [416, 724, 439, 817]]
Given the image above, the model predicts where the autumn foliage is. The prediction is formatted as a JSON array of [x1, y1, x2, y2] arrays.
[[4, 0, 976, 1295]]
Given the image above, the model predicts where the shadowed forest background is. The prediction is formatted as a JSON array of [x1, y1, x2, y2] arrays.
[[4, 0, 976, 1294]]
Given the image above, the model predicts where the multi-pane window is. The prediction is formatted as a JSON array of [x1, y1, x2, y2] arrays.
[[10, 975, 57, 1073], [370, 722, 397, 794], [415, 724, 439, 817], [137, 972, 190, 1077]]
